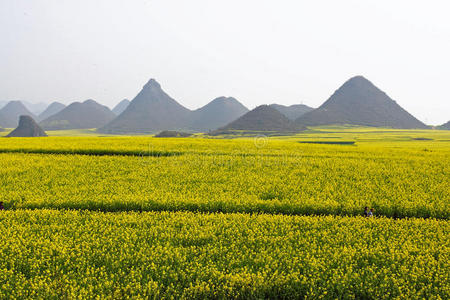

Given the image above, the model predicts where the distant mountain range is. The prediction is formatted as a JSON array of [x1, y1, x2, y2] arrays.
[[189, 97, 249, 132], [112, 99, 130, 115], [40, 99, 116, 130], [270, 104, 314, 120], [37, 102, 66, 121], [217, 105, 304, 132], [99, 79, 250, 134], [438, 121, 450, 130], [0, 101, 47, 115], [99, 79, 191, 134], [296, 76, 428, 129], [0, 101, 36, 128], [0, 76, 440, 133], [22, 101, 48, 115]]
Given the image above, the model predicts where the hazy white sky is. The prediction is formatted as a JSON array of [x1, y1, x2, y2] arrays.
[[1, 0, 449, 124]]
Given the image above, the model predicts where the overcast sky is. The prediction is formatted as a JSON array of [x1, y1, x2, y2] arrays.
[[1, 0, 449, 125]]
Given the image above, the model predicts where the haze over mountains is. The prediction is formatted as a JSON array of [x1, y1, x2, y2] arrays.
[[99, 79, 191, 134], [0, 101, 47, 115], [99, 79, 250, 134], [0, 76, 436, 133], [218, 105, 304, 132], [40, 99, 116, 130], [37, 102, 66, 121], [296, 76, 428, 129], [439, 121, 450, 130], [270, 104, 314, 120], [112, 99, 130, 115], [189, 97, 249, 132], [0, 101, 36, 128], [22, 101, 48, 115]]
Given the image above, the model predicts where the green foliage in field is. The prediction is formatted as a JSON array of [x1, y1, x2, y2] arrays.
[[0, 210, 448, 299]]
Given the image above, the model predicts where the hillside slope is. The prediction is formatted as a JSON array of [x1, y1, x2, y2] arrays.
[[38, 102, 66, 121], [40, 100, 115, 130], [99, 79, 191, 134], [219, 105, 304, 132], [270, 104, 314, 120], [7, 115, 48, 137], [112, 99, 130, 115], [438, 121, 450, 130], [0, 101, 37, 128], [296, 76, 428, 129], [189, 97, 249, 132]]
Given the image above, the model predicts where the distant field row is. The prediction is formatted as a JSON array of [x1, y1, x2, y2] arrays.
[[0, 144, 448, 218], [0, 210, 447, 299], [0, 133, 450, 156]]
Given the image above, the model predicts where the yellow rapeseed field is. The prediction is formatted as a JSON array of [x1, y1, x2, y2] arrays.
[[0, 128, 449, 298], [0, 132, 448, 218], [0, 210, 448, 299]]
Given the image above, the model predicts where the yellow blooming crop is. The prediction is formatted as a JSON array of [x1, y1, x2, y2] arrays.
[[0, 128, 448, 298], [0, 210, 448, 299], [0, 135, 448, 218]]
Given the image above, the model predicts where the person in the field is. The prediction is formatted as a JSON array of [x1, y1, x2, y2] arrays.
[[0, 201, 4, 210], [363, 207, 369, 217], [368, 208, 374, 217]]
